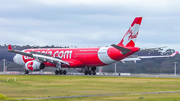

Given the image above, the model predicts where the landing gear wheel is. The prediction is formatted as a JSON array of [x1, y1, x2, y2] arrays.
[[63, 70, 67, 75], [59, 70, 63, 75], [88, 71, 92, 75], [90, 67, 96, 75], [85, 71, 88, 75], [55, 70, 59, 75], [92, 71, 96, 75], [25, 71, 29, 74], [91, 67, 96, 71]]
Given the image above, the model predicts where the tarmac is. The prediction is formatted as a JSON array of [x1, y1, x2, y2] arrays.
[[21, 90, 180, 100], [1, 72, 180, 78]]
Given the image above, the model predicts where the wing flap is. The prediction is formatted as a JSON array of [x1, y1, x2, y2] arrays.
[[32, 54, 69, 65]]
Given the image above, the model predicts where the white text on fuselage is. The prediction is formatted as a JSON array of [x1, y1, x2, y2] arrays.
[[23, 50, 73, 60]]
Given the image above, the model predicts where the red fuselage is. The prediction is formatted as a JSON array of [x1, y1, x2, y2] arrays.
[[14, 46, 139, 68]]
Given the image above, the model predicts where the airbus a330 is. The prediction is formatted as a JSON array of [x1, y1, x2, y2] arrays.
[[8, 17, 178, 75]]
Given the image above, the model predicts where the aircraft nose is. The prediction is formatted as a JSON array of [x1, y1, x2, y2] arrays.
[[13, 54, 25, 65]]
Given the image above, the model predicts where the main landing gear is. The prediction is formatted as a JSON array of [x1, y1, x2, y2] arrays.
[[84, 66, 96, 75], [24, 70, 29, 74], [55, 69, 67, 75], [55, 63, 67, 75]]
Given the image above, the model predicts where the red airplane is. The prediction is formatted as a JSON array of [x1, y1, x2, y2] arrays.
[[8, 17, 178, 75]]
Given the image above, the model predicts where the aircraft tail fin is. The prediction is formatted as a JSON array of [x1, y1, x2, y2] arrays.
[[118, 17, 142, 47]]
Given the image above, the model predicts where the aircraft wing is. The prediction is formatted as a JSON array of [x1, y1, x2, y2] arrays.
[[121, 51, 178, 63], [7, 45, 69, 65], [139, 46, 167, 51]]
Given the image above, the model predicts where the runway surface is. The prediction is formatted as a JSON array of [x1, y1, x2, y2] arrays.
[[1, 73, 180, 78], [21, 90, 180, 100]]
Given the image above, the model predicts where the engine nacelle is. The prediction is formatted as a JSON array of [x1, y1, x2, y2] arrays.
[[25, 61, 45, 71], [76, 68, 84, 73]]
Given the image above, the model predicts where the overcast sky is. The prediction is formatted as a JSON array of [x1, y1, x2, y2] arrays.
[[0, 0, 180, 51]]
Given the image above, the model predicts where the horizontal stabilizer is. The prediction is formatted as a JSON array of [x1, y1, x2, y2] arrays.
[[111, 44, 132, 54]]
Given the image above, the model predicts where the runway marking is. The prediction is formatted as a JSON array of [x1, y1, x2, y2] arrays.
[[20, 90, 180, 100]]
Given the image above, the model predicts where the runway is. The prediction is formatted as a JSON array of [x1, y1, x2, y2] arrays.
[[21, 90, 180, 100], [1, 72, 180, 78]]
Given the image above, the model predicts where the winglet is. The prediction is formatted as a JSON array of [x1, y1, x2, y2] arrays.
[[170, 51, 178, 57], [8, 44, 12, 50]]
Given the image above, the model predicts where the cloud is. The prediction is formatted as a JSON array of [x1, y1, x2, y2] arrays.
[[0, 0, 180, 51]]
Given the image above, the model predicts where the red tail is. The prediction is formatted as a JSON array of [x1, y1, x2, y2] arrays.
[[118, 17, 142, 47], [8, 45, 12, 50]]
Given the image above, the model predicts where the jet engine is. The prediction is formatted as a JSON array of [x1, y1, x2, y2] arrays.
[[25, 61, 45, 71]]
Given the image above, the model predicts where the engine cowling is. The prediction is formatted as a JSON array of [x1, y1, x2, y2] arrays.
[[25, 61, 45, 71]]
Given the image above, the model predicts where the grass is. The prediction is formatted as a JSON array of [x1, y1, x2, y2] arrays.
[[0, 94, 7, 100], [0, 75, 180, 101]]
